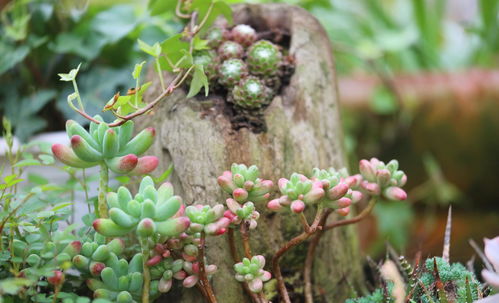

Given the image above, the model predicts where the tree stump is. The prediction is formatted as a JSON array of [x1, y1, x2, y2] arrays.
[[139, 3, 362, 302]]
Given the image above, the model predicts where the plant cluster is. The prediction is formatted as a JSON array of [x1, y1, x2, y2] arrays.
[[194, 23, 293, 113]]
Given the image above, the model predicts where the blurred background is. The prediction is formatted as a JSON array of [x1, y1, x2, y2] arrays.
[[0, 0, 498, 263]]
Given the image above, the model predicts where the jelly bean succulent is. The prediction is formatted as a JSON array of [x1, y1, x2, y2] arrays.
[[217, 163, 273, 204], [185, 204, 230, 236], [234, 255, 271, 293], [93, 177, 190, 238], [52, 117, 158, 175], [267, 173, 325, 213], [359, 158, 407, 201]]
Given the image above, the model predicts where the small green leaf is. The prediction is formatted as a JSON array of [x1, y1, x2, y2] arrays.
[[132, 61, 147, 79], [58, 63, 81, 82], [153, 164, 174, 183], [13, 159, 41, 168], [187, 64, 209, 98], [138, 40, 161, 58], [193, 36, 209, 50], [52, 203, 72, 212], [159, 34, 190, 71], [39, 154, 54, 165]]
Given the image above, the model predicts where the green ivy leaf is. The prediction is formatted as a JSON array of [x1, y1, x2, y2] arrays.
[[193, 36, 209, 50], [187, 64, 209, 98], [132, 61, 147, 79], [191, 0, 233, 32], [138, 40, 162, 58], [159, 34, 190, 72], [58, 64, 81, 82], [148, 0, 177, 16]]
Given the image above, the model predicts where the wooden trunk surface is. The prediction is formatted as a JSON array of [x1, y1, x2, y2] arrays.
[[140, 3, 362, 302]]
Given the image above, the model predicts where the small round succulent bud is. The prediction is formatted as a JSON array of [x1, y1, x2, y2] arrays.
[[205, 27, 225, 48], [247, 40, 282, 77], [218, 41, 244, 60], [231, 24, 257, 47], [232, 77, 270, 109], [218, 59, 248, 87]]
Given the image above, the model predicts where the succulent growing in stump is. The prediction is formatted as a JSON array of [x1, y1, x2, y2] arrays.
[[233, 255, 271, 293], [218, 41, 244, 60], [358, 158, 407, 201], [231, 76, 272, 109], [268, 173, 325, 213], [92, 177, 190, 238], [205, 26, 225, 48], [246, 40, 282, 77], [218, 58, 248, 87], [217, 163, 273, 204], [231, 24, 257, 47], [52, 117, 158, 175]]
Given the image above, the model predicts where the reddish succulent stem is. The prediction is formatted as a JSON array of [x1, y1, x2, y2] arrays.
[[272, 206, 324, 303], [303, 210, 332, 303], [198, 231, 218, 303], [240, 222, 253, 259], [303, 198, 377, 303], [227, 228, 262, 303]]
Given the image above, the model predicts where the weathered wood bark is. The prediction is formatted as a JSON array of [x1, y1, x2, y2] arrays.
[[139, 4, 362, 302]]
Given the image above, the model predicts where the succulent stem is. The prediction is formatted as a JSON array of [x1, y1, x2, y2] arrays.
[[198, 231, 217, 303], [240, 223, 252, 259], [98, 163, 109, 218], [272, 205, 324, 303], [140, 238, 151, 303]]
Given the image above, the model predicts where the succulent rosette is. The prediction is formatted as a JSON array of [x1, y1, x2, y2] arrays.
[[311, 168, 363, 216], [217, 163, 273, 204], [233, 255, 271, 293], [193, 50, 219, 83], [93, 177, 190, 238], [87, 253, 148, 302], [218, 58, 248, 86], [52, 116, 158, 175], [267, 173, 324, 213], [73, 235, 125, 277], [246, 40, 282, 77], [19, 239, 82, 272], [185, 204, 230, 236], [358, 158, 407, 201], [224, 199, 260, 229], [205, 26, 225, 48], [231, 76, 272, 109], [218, 41, 244, 60], [231, 24, 257, 47]]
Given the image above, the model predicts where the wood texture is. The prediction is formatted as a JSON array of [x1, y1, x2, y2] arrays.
[[140, 3, 362, 302]]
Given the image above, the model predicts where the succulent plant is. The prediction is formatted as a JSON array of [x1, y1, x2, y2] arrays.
[[185, 204, 230, 236], [182, 260, 218, 288], [267, 173, 324, 213], [217, 163, 273, 204], [231, 76, 272, 109], [14, 238, 81, 270], [224, 199, 260, 229], [218, 41, 244, 60], [233, 255, 271, 293], [218, 58, 248, 87], [246, 40, 282, 77], [358, 158, 407, 201], [86, 253, 149, 302], [205, 27, 225, 48], [193, 50, 219, 83], [149, 258, 186, 293], [311, 168, 363, 216], [52, 117, 158, 175], [92, 177, 190, 238], [73, 234, 125, 277], [231, 24, 257, 47]]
